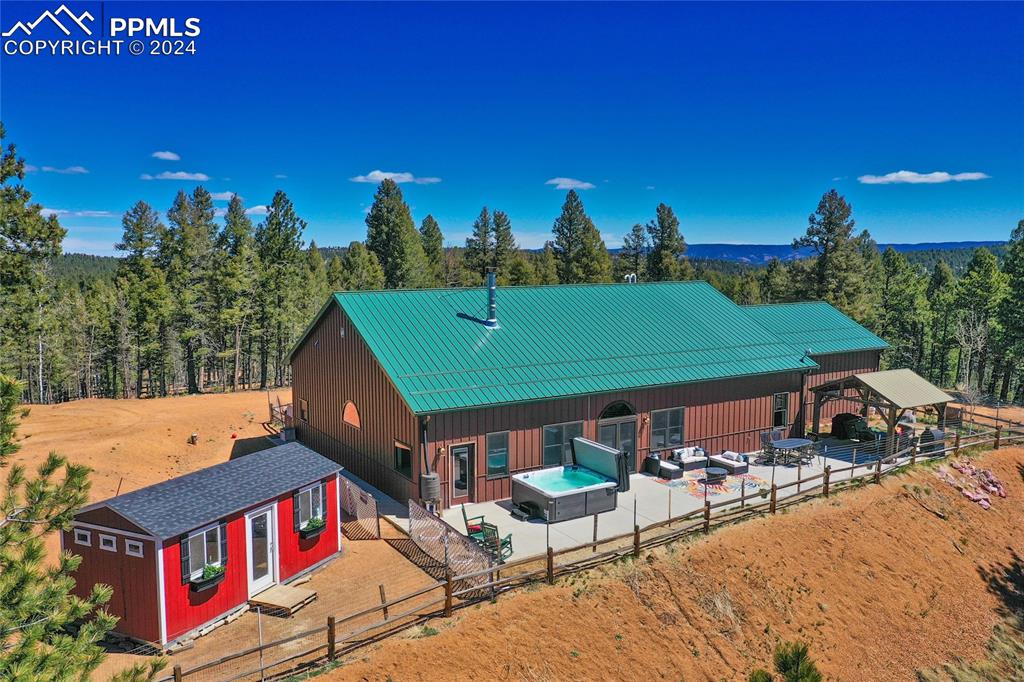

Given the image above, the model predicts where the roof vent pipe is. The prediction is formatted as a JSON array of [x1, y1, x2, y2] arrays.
[[483, 269, 498, 328]]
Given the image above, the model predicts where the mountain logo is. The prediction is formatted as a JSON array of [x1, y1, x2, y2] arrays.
[[2, 4, 95, 37]]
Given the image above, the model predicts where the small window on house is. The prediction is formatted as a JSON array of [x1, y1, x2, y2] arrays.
[[394, 442, 412, 479], [542, 421, 583, 467], [125, 540, 144, 557], [299, 399, 309, 422], [296, 484, 325, 529], [486, 431, 510, 478], [772, 393, 789, 428], [651, 408, 684, 449], [186, 525, 223, 580], [74, 529, 91, 546], [99, 534, 117, 552], [343, 401, 361, 429]]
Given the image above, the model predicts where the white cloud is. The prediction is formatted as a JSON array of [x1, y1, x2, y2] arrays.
[[274, 173, 288, 179], [210, 191, 236, 201], [545, 177, 595, 190], [857, 170, 990, 185], [24, 164, 38, 172], [42, 165, 89, 174], [645, 185, 655, 191], [349, 169, 441, 185], [140, 171, 211, 181], [152, 150, 181, 161], [214, 208, 227, 218], [245, 205, 268, 216], [41, 208, 114, 218]]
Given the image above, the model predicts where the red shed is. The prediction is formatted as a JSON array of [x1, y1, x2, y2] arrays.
[[62, 442, 342, 646]]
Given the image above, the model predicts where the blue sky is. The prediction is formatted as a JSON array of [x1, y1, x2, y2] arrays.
[[2, 1, 1022, 255]]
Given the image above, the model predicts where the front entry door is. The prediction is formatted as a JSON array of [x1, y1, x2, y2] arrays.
[[598, 419, 637, 472], [451, 443, 474, 502], [246, 506, 276, 597]]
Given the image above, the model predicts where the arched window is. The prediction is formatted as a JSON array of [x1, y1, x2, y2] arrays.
[[599, 401, 635, 419], [343, 401, 361, 429]]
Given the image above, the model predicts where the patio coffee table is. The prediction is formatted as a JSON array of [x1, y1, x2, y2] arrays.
[[704, 466, 728, 484]]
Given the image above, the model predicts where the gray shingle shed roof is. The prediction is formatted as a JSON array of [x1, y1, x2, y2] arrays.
[[82, 443, 340, 540]]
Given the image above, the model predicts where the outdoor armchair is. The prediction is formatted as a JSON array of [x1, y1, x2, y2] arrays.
[[461, 504, 487, 541]]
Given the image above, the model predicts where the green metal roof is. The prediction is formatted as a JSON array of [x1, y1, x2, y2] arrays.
[[324, 282, 819, 414], [743, 302, 888, 356]]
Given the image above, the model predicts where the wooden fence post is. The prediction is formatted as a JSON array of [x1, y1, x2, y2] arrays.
[[443, 568, 453, 617], [633, 524, 641, 557], [851, 449, 857, 480], [995, 426, 1001, 450], [546, 546, 554, 585], [874, 457, 882, 484], [173, 665, 183, 682], [797, 462, 802, 492], [593, 514, 598, 552], [954, 431, 961, 454], [703, 502, 710, 533], [910, 444, 917, 466], [823, 465, 831, 498], [769, 484, 777, 514], [379, 584, 389, 620], [327, 616, 336, 661], [740, 480, 746, 508]]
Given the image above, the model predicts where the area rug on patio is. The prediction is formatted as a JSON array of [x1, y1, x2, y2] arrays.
[[658, 471, 768, 499]]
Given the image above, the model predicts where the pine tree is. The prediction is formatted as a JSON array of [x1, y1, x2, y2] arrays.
[[506, 251, 537, 285], [492, 210, 517, 284], [0, 374, 166, 680], [877, 248, 928, 370], [463, 207, 494, 284], [926, 260, 957, 386], [955, 248, 1008, 390], [326, 254, 345, 291], [255, 191, 306, 387], [419, 215, 445, 286], [536, 243, 560, 285], [997, 220, 1024, 400], [617, 223, 648, 281], [0, 124, 66, 400], [364, 180, 429, 289], [210, 195, 258, 391], [792, 189, 873, 322], [339, 241, 385, 290], [760, 258, 792, 303], [646, 203, 693, 281], [305, 241, 330, 311], [551, 191, 612, 283]]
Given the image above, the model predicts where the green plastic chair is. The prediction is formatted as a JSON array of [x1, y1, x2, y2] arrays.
[[461, 504, 486, 541], [478, 523, 513, 563]]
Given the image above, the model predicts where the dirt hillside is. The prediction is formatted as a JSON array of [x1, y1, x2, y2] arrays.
[[330, 449, 1024, 682]]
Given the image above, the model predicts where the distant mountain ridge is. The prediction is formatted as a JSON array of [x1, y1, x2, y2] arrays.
[[685, 241, 1006, 264]]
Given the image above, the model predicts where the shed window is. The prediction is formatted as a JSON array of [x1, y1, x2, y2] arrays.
[[651, 408, 684, 450], [299, 399, 309, 423], [486, 431, 510, 478], [295, 484, 325, 529], [99, 534, 117, 552], [187, 526, 223, 580], [542, 422, 583, 467], [772, 393, 789, 428], [343, 401, 361, 429], [74, 528, 91, 546], [394, 442, 412, 479], [125, 540, 144, 557]]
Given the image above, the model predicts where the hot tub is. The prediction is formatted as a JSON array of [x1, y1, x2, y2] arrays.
[[511, 466, 618, 523]]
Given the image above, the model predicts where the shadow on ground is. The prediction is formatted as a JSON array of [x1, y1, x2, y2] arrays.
[[979, 548, 1024, 625]]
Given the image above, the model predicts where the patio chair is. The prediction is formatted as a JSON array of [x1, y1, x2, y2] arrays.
[[758, 432, 778, 464], [477, 523, 513, 563], [461, 504, 486, 541]]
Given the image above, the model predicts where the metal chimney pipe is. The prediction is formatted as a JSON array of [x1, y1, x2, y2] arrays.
[[484, 269, 498, 328]]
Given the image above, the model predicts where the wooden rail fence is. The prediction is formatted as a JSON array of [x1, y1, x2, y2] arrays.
[[162, 421, 1023, 681]]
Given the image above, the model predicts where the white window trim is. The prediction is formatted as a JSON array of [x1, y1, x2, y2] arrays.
[[125, 540, 144, 558], [99, 533, 118, 552], [74, 528, 91, 546], [186, 522, 223, 580], [297, 483, 325, 530]]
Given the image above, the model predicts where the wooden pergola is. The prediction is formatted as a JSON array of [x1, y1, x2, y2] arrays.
[[810, 368, 954, 454]]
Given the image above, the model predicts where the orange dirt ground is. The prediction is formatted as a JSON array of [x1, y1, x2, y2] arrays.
[[329, 448, 1024, 682]]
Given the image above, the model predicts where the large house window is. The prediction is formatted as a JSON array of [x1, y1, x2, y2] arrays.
[[295, 483, 325, 529], [651, 408, 684, 450], [185, 525, 223, 580], [394, 442, 412, 479], [542, 422, 583, 467], [772, 393, 789, 428], [486, 431, 509, 478]]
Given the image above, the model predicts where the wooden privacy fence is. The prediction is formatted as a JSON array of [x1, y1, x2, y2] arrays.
[[161, 421, 1023, 681]]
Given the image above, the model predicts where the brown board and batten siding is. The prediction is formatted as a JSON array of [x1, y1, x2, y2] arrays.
[[426, 371, 803, 508], [291, 303, 420, 504]]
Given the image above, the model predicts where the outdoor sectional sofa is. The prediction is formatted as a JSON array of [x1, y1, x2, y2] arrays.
[[708, 451, 749, 475]]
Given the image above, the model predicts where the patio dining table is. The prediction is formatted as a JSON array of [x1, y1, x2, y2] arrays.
[[770, 437, 814, 465]]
